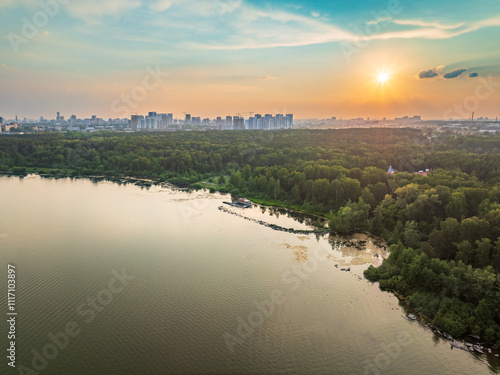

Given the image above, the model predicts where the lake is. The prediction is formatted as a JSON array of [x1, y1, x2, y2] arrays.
[[0, 175, 498, 374]]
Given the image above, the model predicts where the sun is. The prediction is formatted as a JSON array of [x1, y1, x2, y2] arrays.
[[377, 72, 390, 84]]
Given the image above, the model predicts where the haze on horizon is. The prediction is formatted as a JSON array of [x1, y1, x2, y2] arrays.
[[1, 0, 500, 120]]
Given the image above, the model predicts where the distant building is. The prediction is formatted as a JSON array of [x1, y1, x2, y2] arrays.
[[387, 166, 395, 174], [130, 115, 143, 130], [285, 114, 294, 129], [166, 113, 173, 126], [395, 115, 421, 121], [264, 114, 273, 130], [233, 116, 244, 130], [5, 123, 18, 132], [415, 169, 430, 177], [129, 111, 294, 131], [275, 114, 284, 129]]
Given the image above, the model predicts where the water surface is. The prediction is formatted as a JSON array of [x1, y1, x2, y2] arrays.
[[0, 175, 498, 374]]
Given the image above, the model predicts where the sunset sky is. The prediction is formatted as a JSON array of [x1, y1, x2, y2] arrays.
[[1, 0, 500, 120]]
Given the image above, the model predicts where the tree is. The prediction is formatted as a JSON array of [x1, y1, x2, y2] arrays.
[[445, 192, 467, 220], [361, 187, 377, 212], [491, 238, 500, 272], [474, 238, 492, 268], [456, 240, 474, 265], [403, 221, 422, 249], [329, 199, 370, 233], [389, 220, 404, 244], [241, 164, 251, 180], [428, 218, 460, 259], [460, 217, 490, 244]]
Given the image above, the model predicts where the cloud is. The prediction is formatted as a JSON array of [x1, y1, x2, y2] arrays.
[[311, 11, 320, 18], [65, 0, 142, 21], [150, 0, 174, 12], [257, 75, 277, 80], [367, 17, 391, 25], [191, 6, 355, 50], [197, 10, 500, 50], [468, 72, 479, 78], [363, 16, 500, 42], [418, 66, 444, 79], [443, 68, 467, 79], [392, 19, 464, 30]]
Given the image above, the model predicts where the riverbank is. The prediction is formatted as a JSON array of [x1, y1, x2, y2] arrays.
[[2, 169, 332, 228]]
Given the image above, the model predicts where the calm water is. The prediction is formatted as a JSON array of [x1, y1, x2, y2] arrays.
[[0, 175, 498, 375]]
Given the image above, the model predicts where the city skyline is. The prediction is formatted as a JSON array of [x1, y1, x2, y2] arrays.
[[1, 0, 500, 119]]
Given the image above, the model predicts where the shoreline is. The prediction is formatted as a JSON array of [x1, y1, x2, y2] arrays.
[[3, 171, 498, 359]]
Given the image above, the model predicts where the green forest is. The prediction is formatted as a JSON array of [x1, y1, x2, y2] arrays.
[[1, 128, 500, 346]]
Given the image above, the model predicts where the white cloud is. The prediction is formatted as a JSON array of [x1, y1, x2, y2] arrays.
[[150, 0, 174, 12], [180, 3, 500, 50], [192, 5, 355, 50], [392, 19, 464, 30], [149, 0, 242, 16], [65, 0, 142, 20], [367, 16, 500, 41], [366, 17, 391, 25]]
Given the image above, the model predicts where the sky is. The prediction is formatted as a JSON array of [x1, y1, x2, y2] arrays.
[[1, 0, 500, 120]]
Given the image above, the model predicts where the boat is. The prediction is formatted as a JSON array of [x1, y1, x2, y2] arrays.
[[473, 345, 485, 354], [223, 198, 252, 208], [407, 314, 417, 320]]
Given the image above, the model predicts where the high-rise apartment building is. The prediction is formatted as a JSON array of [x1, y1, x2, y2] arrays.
[[226, 116, 233, 128], [285, 114, 294, 129], [275, 114, 284, 129], [131, 115, 142, 129], [233, 116, 244, 130]]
